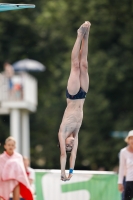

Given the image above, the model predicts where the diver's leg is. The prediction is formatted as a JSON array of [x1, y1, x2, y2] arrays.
[[67, 22, 88, 95], [80, 21, 91, 93]]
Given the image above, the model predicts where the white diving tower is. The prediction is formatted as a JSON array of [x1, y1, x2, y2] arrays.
[[0, 71, 37, 158]]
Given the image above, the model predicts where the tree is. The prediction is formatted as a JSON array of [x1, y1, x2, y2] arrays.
[[0, 0, 133, 170]]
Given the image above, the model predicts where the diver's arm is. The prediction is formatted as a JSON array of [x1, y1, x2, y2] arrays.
[[58, 132, 67, 180], [68, 136, 78, 179]]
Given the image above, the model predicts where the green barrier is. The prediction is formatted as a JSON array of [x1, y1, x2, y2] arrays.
[[35, 170, 121, 200]]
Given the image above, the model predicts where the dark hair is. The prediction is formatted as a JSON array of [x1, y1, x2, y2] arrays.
[[57, 142, 72, 153]]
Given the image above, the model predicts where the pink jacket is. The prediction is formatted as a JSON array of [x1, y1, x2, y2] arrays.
[[0, 151, 33, 200]]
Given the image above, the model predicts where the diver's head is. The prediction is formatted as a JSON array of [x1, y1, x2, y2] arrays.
[[65, 136, 74, 153], [57, 136, 74, 153]]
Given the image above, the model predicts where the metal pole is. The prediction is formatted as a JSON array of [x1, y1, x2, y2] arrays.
[[21, 109, 30, 158], [10, 109, 21, 153]]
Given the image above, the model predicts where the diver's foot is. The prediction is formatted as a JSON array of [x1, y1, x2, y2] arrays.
[[84, 21, 91, 38], [77, 22, 88, 38]]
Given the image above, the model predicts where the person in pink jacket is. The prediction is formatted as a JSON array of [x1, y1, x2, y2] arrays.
[[0, 136, 33, 200]]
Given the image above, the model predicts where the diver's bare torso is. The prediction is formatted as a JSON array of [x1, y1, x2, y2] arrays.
[[59, 99, 85, 138]]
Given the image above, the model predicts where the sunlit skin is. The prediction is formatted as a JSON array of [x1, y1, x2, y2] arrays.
[[4, 140, 16, 156], [118, 136, 133, 192]]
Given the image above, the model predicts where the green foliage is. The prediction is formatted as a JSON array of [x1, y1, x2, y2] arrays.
[[0, 0, 133, 170]]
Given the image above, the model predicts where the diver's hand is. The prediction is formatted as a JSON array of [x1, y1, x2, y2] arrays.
[[61, 174, 67, 181], [67, 173, 73, 180]]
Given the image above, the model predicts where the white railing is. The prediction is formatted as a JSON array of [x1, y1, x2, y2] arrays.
[[0, 72, 37, 110]]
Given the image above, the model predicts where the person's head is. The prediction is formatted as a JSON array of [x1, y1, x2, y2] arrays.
[[3, 62, 14, 77], [4, 136, 16, 155], [125, 130, 133, 149], [23, 156, 30, 168], [57, 136, 74, 153], [65, 136, 74, 153]]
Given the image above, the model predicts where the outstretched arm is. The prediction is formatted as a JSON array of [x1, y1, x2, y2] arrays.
[[67, 135, 78, 180], [58, 132, 67, 180]]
